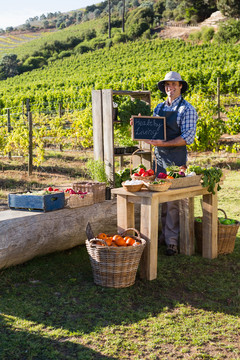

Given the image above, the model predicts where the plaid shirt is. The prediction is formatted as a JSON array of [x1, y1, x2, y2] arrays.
[[153, 96, 198, 145]]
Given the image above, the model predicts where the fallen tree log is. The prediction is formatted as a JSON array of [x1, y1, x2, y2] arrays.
[[0, 200, 118, 270]]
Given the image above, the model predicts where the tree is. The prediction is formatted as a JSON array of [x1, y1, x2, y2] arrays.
[[154, 0, 166, 17], [0, 54, 19, 80], [217, 0, 240, 18]]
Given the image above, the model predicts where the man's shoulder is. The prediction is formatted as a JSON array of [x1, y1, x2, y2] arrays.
[[181, 98, 197, 112]]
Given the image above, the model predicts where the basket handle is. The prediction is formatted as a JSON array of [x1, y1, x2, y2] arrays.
[[120, 227, 141, 240], [218, 208, 227, 219], [130, 148, 143, 176], [130, 148, 156, 176]]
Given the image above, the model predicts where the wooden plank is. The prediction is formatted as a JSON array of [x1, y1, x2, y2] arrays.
[[112, 185, 211, 200], [102, 89, 115, 186], [92, 90, 104, 161], [139, 196, 159, 280], [202, 192, 218, 259], [179, 198, 195, 255], [116, 195, 135, 234]]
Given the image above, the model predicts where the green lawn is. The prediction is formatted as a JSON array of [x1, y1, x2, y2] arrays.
[[0, 170, 239, 359]]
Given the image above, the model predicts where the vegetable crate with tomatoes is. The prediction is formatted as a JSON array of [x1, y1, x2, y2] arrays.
[[8, 190, 65, 212], [85, 227, 146, 288]]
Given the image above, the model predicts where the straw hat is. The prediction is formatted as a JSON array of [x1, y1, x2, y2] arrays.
[[158, 71, 188, 94]]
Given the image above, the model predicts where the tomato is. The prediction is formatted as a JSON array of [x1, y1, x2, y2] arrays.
[[147, 169, 154, 176], [113, 235, 127, 246], [47, 187, 53, 191], [138, 168, 145, 175], [157, 172, 167, 179], [133, 173, 140, 177], [142, 171, 150, 177]]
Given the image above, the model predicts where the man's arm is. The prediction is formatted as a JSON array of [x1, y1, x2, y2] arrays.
[[145, 136, 186, 147]]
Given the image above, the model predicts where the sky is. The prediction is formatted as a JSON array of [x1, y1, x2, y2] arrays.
[[0, 0, 101, 30]]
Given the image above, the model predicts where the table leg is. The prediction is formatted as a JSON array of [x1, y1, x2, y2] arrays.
[[202, 192, 218, 259], [179, 198, 195, 255], [116, 195, 135, 233], [139, 196, 159, 281]]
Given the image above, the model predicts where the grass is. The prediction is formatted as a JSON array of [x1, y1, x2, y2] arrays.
[[0, 149, 240, 359]]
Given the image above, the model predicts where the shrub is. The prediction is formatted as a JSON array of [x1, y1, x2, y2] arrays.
[[112, 33, 128, 44], [127, 22, 149, 39], [74, 43, 90, 54], [188, 30, 202, 43], [23, 56, 47, 70], [201, 26, 215, 42], [58, 51, 72, 59], [214, 19, 240, 43]]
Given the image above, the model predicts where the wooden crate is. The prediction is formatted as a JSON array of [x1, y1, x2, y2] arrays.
[[8, 192, 65, 212], [166, 175, 202, 189]]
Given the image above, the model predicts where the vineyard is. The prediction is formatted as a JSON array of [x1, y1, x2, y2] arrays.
[[0, 27, 240, 164]]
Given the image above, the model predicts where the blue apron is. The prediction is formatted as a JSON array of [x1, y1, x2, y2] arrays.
[[154, 98, 187, 174]]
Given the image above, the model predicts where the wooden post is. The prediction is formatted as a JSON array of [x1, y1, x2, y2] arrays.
[[58, 103, 63, 151], [22, 101, 25, 116], [217, 77, 220, 120], [92, 90, 104, 162], [7, 108, 11, 160], [202, 192, 218, 259], [102, 89, 114, 186], [28, 112, 33, 176], [58, 102, 62, 118], [26, 98, 30, 113]]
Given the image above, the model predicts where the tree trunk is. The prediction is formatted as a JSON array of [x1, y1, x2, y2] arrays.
[[122, 0, 125, 33], [108, 0, 111, 38]]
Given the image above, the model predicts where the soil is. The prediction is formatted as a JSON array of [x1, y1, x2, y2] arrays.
[[157, 11, 227, 40]]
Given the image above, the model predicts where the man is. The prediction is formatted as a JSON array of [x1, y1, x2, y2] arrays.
[[145, 71, 198, 256]]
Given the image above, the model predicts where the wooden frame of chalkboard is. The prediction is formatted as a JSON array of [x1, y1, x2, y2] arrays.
[[132, 115, 166, 141]]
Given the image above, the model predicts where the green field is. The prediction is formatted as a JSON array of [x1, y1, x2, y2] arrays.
[[0, 167, 239, 360]]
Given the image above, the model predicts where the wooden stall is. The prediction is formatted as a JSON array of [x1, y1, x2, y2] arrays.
[[112, 185, 220, 281]]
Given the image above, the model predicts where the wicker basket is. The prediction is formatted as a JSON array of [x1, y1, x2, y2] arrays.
[[122, 181, 143, 192], [64, 193, 94, 208], [195, 209, 240, 255], [130, 148, 156, 182], [166, 175, 202, 189], [143, 181, 172, 192], [72, 182, 106, 203], [85, 228, 146, 288]]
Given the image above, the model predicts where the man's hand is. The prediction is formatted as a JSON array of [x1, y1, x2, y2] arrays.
[[145, 139, 166, 146], [130, 113, 141, 126]]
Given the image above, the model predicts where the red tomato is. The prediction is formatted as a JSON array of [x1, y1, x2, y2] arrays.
[[47, 187, 53, 191], [142, 171, 150, 177], [138, 168, 145, 175], [133, 173, 140, 177], [147, 169, 154, 176]]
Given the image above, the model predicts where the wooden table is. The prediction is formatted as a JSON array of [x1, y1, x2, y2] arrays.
[[111, 185, 219, 281]]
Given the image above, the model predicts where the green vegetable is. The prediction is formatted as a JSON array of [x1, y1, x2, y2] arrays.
[[201, 167, 223, 194], [132, 164, 146, 173], [188, 165, 223, 194]]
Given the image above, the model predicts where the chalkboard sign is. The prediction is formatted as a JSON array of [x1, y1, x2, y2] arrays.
[[132, 116, 166, 141]]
